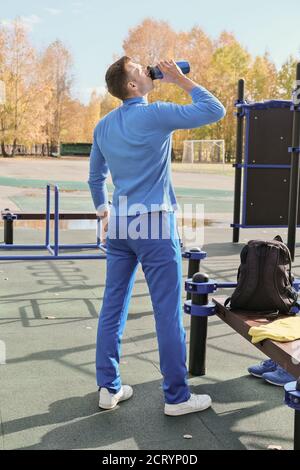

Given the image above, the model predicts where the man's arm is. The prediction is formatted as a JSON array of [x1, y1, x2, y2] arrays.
[[88, 127, 109, 217], [149, 60, 226, 132]]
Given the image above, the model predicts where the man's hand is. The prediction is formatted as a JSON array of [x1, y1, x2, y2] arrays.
[[157, 60, 185, 84], [157, 59, 198, 93], [97, 209, 109, 244]]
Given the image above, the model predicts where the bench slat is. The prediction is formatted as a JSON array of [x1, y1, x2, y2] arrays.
[[213, 298, 300, 379]]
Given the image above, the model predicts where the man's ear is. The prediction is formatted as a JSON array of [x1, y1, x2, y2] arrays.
[[127, 81, 137, 92]]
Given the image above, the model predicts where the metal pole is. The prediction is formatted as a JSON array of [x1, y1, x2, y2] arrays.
[[186, 249, 201, 302], [232, 79, 245, 243], [45, 185, 50, 247], [3, 210, 13, 245], [54, 186, 59, 256], [295, 410, 300, 450], [189, 273, 209, 376], [287, 63, 300, 261]]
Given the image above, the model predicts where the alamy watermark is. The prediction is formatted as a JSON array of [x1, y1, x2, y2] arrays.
[[101, 198, 205, 248]]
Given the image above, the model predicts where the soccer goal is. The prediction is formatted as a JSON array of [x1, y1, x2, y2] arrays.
[[182, 139, 225, 166]]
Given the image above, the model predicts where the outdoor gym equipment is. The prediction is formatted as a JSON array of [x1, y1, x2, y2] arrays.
[[232, 63, 300, 260], [0, 184, 106, 261], [184, 247, 300, 450]]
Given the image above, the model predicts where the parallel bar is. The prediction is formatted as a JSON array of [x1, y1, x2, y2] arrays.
[[0, 244, 47, 250], [287, 63, 300, 260], [0, 254, 107, 260], [50, 243, 101, 249], [232, 79, 245, 243]]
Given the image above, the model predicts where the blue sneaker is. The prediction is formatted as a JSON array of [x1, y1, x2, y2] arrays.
[[248, 359, 277, 378], [262, 366, 296, 387]]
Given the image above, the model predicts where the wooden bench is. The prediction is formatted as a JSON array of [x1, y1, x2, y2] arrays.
[[213, 299, 300, 379], [208, 298, 300, 450]]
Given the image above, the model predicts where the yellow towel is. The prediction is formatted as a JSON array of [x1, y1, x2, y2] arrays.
[[249, 316, 300, 344]]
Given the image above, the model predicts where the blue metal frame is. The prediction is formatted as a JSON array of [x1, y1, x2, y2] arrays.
[[234, 164, 291, 169], [231, 223, 300, 229], [0, 184, 107, 260], [184, 278, 300, 317], [242, 108, 250, 226], [182, 250, 207, 260], [285, 382, 300, 411], [184, 300, 216, 317], [185, 278, 300, 294], [236, 100, 292, 111]]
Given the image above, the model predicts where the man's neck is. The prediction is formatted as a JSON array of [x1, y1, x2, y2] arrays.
[[126, 93, 147, 100]]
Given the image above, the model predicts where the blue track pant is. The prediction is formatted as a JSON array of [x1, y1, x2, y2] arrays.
[[96, 211, 191, 405]]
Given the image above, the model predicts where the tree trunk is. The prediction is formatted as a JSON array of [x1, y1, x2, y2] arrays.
[[11, 138, 17, 157], [1, 141, 9, 158]]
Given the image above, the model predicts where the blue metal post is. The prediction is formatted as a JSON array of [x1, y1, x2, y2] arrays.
[[45, 185, 50, 247], [54, 186, 59, 256], [233, 79, 245, 243]]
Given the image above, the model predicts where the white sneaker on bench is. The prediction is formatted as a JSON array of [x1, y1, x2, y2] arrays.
[[164, 393, 212, 416], [99, 385, 133, 410]]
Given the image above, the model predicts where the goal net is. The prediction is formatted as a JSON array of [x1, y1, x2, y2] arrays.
[[182, 140, 225, 165]]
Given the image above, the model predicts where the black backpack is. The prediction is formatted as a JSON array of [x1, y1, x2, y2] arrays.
[[225, 236, 299, 315]]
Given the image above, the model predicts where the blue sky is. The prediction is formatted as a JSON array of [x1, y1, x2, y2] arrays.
[[1, 0, 300, 104]]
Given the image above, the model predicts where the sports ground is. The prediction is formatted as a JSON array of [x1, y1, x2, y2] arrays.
[[0, 157, 298, 450]]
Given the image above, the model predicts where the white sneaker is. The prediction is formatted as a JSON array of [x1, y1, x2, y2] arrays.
[[99, 385, 133, 410], [164, 393, 212, 416]]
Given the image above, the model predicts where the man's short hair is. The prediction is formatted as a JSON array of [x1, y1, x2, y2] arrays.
[[105, 56, 132, 101]]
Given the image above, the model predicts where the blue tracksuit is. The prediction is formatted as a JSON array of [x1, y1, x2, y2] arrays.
[[88, 86, 225, 404]]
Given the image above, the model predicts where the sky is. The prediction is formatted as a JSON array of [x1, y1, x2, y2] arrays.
[[1, 0, 300, 104]]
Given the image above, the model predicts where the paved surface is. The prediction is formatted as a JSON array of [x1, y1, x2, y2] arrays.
[[0, 224, 299, 450]]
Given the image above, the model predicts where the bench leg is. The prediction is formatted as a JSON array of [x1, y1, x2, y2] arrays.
[[295, 410, 300, 450], [4, 219, 13, 244]]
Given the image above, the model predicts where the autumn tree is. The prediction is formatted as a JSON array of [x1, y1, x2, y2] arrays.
[[0, 20, 42, 157], [39, 40, 73, 152], [277, 56, 298, 99], [82, 90, 101, 141]]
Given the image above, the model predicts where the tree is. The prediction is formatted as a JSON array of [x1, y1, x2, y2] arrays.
[[0, 19, 40, 157], [83, 90, 101, 141], [277, 56, 298, 99], [246, 53, 277, 101], [40, 40, 73, 152]]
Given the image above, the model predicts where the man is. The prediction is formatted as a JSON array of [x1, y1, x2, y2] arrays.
[[88, 57, 225, 416]]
